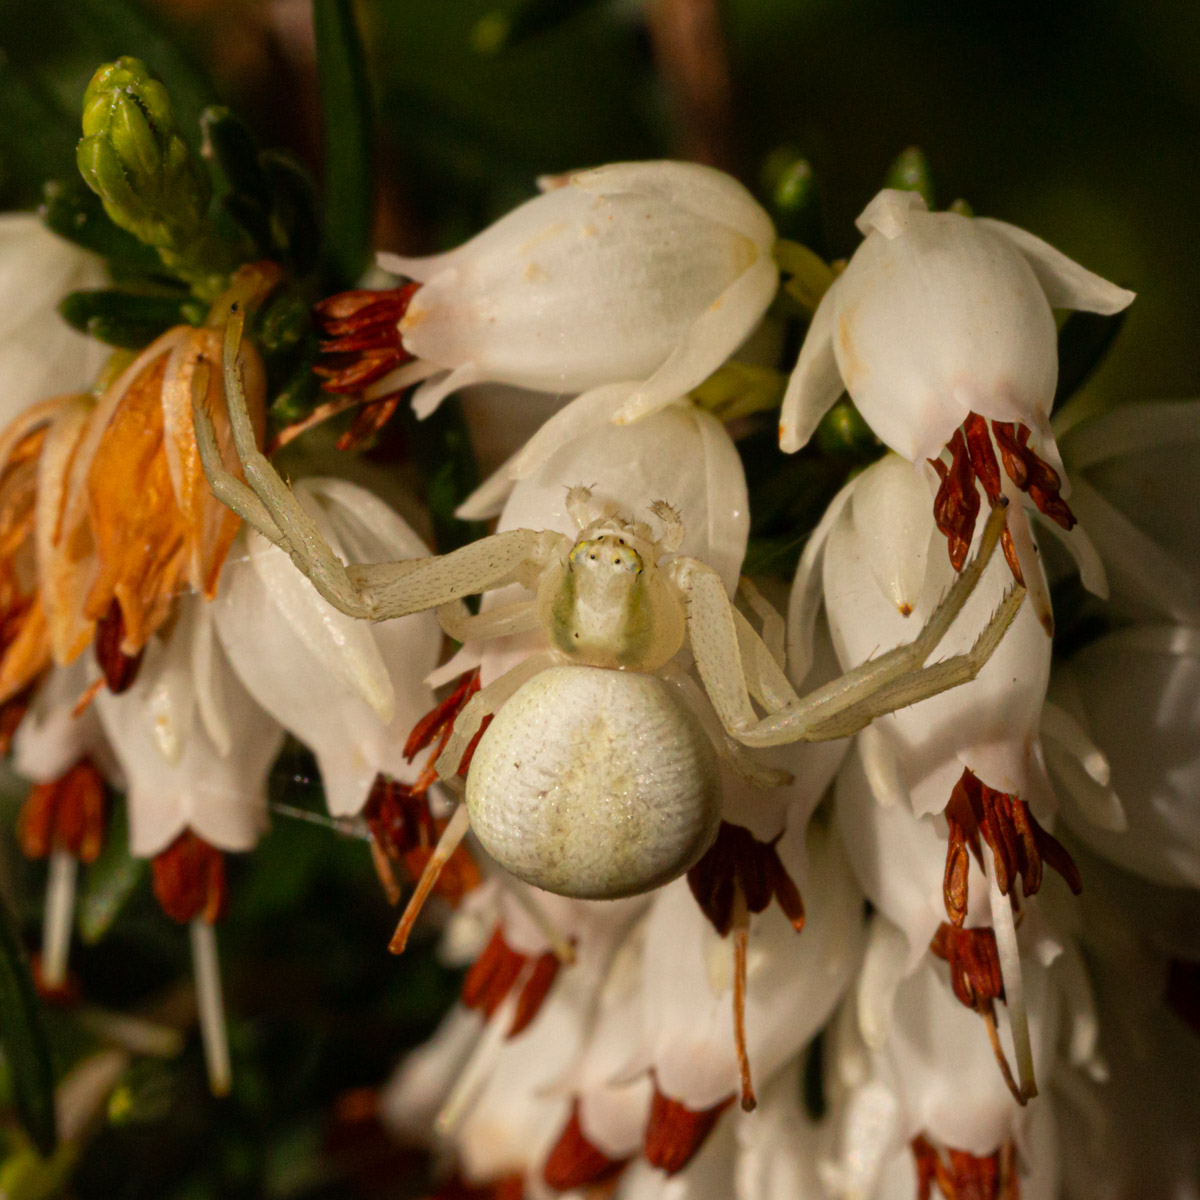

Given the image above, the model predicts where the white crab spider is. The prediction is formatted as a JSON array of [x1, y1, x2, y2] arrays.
[[194, 314, 1024, 917]]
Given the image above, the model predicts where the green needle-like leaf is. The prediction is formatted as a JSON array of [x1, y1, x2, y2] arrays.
[[0, 894, 57, 1157], [313, 0, 373, 286]]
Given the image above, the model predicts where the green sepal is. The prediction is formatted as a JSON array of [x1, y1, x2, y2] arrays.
[[815, 399, 882, 463], [267, 360, 321, 435], [262, 151, 321, 276], [58, 289, 205, 348], [0, 894, 57, 1157], [201, 106, 273, 255]]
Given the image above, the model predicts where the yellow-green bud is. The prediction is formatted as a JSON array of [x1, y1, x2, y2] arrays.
[[76, 57, 226, 297]]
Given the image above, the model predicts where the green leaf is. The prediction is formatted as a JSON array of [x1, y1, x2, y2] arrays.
[[0, 893, 57, 1156], [1052, 308, 1128, 413], [201, 106, 273, 255], [40, 178, 163, 271], [58, 288, 205, 348], [77, 803, 146, 944], [313, 0, 373, 286], [262, 151, 321, 276]]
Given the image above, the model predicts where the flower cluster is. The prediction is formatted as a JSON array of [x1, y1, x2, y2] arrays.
[[3, 57, 1195, 1200]]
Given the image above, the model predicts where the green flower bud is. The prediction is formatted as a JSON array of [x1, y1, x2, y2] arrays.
[[884, 146, 935, 209], [76, 57, 226, 297]]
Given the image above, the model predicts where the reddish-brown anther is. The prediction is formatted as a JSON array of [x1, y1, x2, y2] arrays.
[[912, 1135, 1019, 1200], [462, 927, 527, 1018], [0, 687, 31, 753], [95, 599, 144, 694], [942, 767, 1081, 926], [17, 759, 107, 862], [509, 949, 562, 1036], [686, 821, 805, 937], [313, 285, 419, 392], [931, 923, 1005, 1011], [643, 1088, 734, 1176], [336, 394, 405, 452], [991, 422, 1075, 531], [543, 1100, 627, 1191], [151, 831, 227, 924], [460, 925, 562, 1036], [930, 428, 981, 573], [404, 669, 483, 791], [930, 413, 1076, 577]]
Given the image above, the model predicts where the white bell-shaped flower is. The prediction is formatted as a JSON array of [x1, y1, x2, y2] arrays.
[[95, 595, 283, 856], [631, 819, 864, 1113], [0, 214, 108, 426], [835, 739, 993, 973], [824, 913, 1065, 1195], [1057, 397, 1200, 624], [790, 453, 1054, 818], [779, 188, 1134, 462], [13, 658, 115, 785], [1049, 625, 1200, 888], [213, 477, 441, 816], [377, 161, 777, 426]]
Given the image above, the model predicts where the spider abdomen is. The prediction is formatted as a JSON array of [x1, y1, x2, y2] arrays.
[[466, 665, 721, 899]]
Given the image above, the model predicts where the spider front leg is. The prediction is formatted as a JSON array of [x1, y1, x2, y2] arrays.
[[193, 311, 375, 617], [676, 502, 1025, 747], [196, 313, 571, 622]]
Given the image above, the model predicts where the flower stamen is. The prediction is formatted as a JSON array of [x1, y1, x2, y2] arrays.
[[930, 923, 1023, 1105], [643, 1086, 734, 1176], [930, 412, 1075, 581], [911, 1134, 1019, 1200], [151, 831, 228, 924], [543, 1100, 627, 1192], [942, 767, 1081, 927], [686, 821, 805, 936]]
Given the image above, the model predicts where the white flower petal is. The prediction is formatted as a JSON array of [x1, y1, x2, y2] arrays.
[[613, 254, 779, 425], [0, 215, 108, 425], [978, 218, 1135, 315], [215, 478, 440, 817], [565, 161, 776, 249], [97, 600, 283, 855], [777, 279, 843, 454]]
